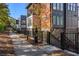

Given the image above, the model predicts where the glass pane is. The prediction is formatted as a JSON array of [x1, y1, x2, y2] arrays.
[[53, 3, 56, 10], [68, 3, 71, 10], [28, 18, 31, 26], [73, 3, 76, 11], [57, 16, 60, 25], [53, 16, 56, 25], [60, 3, 63, 11], [57, 3, 60, 10], [68, 4, 69, 10], [60, 16, 63, 25], [71, 3, 73, 11]]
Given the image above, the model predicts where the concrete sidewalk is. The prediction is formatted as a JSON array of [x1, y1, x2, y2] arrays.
[[10, 34, 78, 56], [10, 34, 47, 56], [35, 44, 78, 56]]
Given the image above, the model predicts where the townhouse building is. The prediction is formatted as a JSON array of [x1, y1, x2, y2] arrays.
[[20, 15, 27, 33], [16, 15, 27, 33], [16, 20, 21, 31], [50, 3, 78, 47], [26, 14, 33, 36], [26, 3, 79, 53], [50, 3, 79, 53]]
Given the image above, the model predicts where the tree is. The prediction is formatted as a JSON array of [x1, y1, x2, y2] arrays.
[[8, 17, 16, 27], [0, 3, 10, 26], [28, 3, 46, 31], [0, 22, 5, 32], [0, 3, 11, 32], [28, 4, 48, 43]]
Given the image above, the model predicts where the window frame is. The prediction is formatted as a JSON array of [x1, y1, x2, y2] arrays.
[[53, 3, 57, 10], [53, 15, 64, 26], [73, 3, 76, 11], [59, 16, 63, 25], [60, 3, 63, 11], [53, 15, 57, 25], [56, 16, 60, 25], [67, 3, 71, 11], [57, 3, 60, 10], [71, 3, 73, 11]]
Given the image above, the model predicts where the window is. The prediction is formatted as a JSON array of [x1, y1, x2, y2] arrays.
[[68, 4, 71, 10], [57, 3, 60, 10], [53, 16, 56, 25], [53, 3, 56, 10], [71, 3, 73, 11], [57, 16, 60, 25], [28, 18, 31, 26], [53, 16, 63, 26], [78, 8, 79, 16], [60, 16, 63, 25], [68, 4, 69, 10], [60, 3, 63, 11], [73, 3, 76, 11], [53, 3, 63, 11], [67, 3, 76, 11], [27, 10, 32, 16], [21, 20, 26, 25]]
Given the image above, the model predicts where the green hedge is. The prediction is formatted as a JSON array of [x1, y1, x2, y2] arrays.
[[0, 23, 5, 32]]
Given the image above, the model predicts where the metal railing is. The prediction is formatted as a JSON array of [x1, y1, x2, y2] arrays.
[[61, 32, 79, 53]]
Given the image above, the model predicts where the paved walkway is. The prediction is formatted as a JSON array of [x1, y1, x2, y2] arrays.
[[10, 34, 48, 56], [10, 34, 78, 56]]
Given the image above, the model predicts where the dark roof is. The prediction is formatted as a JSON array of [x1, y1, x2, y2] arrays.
[[26, 3, 32, 9]]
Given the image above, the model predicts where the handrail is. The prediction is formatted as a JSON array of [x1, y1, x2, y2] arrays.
[[50, 28, 62, 42], [50, 33, 60, 41], [62, 33, 75, 47]]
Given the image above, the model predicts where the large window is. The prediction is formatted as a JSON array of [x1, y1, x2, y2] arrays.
[[28, 18, 31, 27], [71, 3, 73, 11], [53, 16, 56, 25], [57, 3, 60, 10], [67, 3, 76, 11], [57, 16, 60, 25], [53, 3, 56, 10], [60, 3, 63, 11], [60, 16, 63, 25], [53, 3, 63, 11], [68, 3, 71, 10], [53, 15, 63, 26], [73, 3, 76, 11]]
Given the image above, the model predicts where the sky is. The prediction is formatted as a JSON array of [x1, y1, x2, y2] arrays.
[[8, 3, 28, 20]]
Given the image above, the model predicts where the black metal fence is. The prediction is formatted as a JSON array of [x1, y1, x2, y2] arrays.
[[26, 30, 44, 44], [61, 32, 79, 53]]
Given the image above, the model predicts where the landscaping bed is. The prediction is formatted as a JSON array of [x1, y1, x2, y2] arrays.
[[27, 36, 34, 44], [19, 34, 27, 38], [0, 34, 15, 56]]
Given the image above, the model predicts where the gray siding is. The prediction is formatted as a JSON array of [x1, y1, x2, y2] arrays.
[[50, 3, 78, 47], [66, 6, 78, 33]]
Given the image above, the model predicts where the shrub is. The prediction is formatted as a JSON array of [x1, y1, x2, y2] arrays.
[[0, 23, 5, 32]]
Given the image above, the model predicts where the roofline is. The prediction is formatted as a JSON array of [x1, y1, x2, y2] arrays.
[[26, 3, 32, 9]]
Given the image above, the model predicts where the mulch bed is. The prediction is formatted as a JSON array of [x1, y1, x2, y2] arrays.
[[48, 50, 65, 56], [0, 34, 15, 56], [26, 36, 34, 44], [19, 34, 27, 38]]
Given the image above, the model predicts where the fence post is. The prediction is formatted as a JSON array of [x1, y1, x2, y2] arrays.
[[34, 28, 38, 45], [75, 33, 78, 53], [41, 31, 43, 43], [61, 32, 65, 50], [26, 31, 28, 40], [47, 31, 50, 44]]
